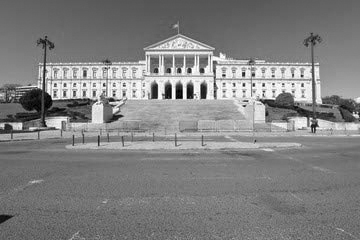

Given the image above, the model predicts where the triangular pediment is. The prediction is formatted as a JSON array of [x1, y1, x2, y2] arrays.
[[144, 34, 214, 51]]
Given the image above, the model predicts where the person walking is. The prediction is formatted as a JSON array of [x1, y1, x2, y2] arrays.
[[311, 118, 319, 133]]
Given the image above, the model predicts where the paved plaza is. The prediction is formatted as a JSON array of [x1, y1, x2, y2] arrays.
[[0, 134, 360, 239]]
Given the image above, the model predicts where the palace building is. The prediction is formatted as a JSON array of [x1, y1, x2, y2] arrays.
[[38, 34, 322, 103]]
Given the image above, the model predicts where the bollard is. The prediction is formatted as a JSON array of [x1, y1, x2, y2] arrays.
[[10, 130, 13, 140], [72, 135, 75, 146], [37, 131, 40, 140], [201, 135, 204, 146], [107, 133, 110, 142], [82, 133, 85, 144], [60, 129, 63, 138], [175, 133, 177, 147], [152, 132, 155, 142], [97, 135, 100, 147], [121, 136, 125, 147]]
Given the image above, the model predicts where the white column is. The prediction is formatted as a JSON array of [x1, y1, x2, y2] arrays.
[[210, 54, 213, 73], [158, 55, 161, 74], [172, 82, 176, 99], [196, 55, 200, 73], [172, 55, 175, 75], [183, 83, 187, 99], [194, 55, 197, 74], [183, 55, 186, 74], [207, 54, 210, 73], [161, 55, 164, 74]]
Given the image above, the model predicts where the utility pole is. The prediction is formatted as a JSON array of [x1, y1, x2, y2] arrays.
[[248, 58, 255, 98], [102, 59, 112, 97], [304, 33, 322, 119], [37, 36, 55, 128]]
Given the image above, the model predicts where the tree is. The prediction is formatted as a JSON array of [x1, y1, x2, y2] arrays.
[[275, 92, 294, 108], [19, 89, 52, 113], [322, 95, 342, 105]]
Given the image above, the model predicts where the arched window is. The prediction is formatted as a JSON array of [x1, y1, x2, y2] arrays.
[[200, 68, 205, 74], [166, 68, 171, 74], [177, 68, 182, 74], [153, 68, 159, 74], [187, 68, 192, 74]]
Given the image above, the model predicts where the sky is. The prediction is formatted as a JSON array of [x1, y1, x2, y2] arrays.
[[0, 0, 359, 98]]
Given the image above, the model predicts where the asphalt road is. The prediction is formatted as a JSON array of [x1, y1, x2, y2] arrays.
[[0, 136, 360, 239]]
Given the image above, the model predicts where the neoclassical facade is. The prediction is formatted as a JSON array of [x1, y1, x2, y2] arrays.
[[38, 34, 321, 103]]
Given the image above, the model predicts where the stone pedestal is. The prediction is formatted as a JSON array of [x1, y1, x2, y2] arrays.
[[92, 102, 113, 123]]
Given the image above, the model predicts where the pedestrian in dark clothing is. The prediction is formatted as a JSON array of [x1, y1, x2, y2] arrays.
[[311, 118, 319, 133]]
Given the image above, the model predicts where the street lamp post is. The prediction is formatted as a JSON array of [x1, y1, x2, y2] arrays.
[[248, 58, 256, 132], [304, 33, 322, 119], [248, 58, 255, 98], [102, 59, 112, 97], [37, 36, 55, 128]]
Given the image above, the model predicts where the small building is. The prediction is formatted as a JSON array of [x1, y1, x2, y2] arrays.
[[14, 85, 38, 102]]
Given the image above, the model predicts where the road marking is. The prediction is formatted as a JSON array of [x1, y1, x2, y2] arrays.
[[289, 192, 303, 201], [311, 165, 336, 174], [183, 176, 235, 180], [335, 227, 359, 240], [262, 148, 274, 152], [256, 175, 272, 180], [225, 135, 238, 142], [28, 179, 44, 185]]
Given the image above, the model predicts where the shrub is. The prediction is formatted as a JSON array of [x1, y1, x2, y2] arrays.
[[19, 89, 52, 112], [275, 92, 294, 108]]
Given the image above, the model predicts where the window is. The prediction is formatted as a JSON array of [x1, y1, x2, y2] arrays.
[[242, 70, 246, 78], [53, 90, 57, 98], [112, 69, 117, 78], [281, 68, 286, 78], [92, 90, 97, 97], [272, 90, 276, 98], [232, 90, 236, 98], [122, 83, 126, 87], [82, 90, 87, 97], [102, 83, 106, 87], [199, 68, 205, 74], [271, 68, 276, 78], [262, 90, 266, 98], [112, 90, 116, 97], [291, 90, 295, 96], [112, 83, 116, 87], [262, 83, 265, 87], [242, 83, 246, 87], [291, 68, 295, 78], [301, 90, 305, 98], [292, 83, 295, 88], [301, 83, 305, 87], [54, 70, 58, 79], [132, 68, 137, 78], [232, 82, 236, 87], [261, 68, 266, 78], [222, 90, 226, 98], [63, 69, 68, 79], [73, 83, 77, 87], [251, 69, 255, 77], [132, 83, 136, 88], [73, 90, 77, 97], [242, 90, 246, 98], [103, 69, 107, 79], [122, 90, 126, 97], [142, 82, 145, 88], [83, 83, 86, 87], [73, 69, 78, 79], [166, 68, 171, 74], [232, 68, 236, 78], [63, 90, 67, 98], [93, 69, 97, 79], [153, 68, 159, 74], [221, 68, 226, 78], [93, 83, 96, 87], [300, 68, 305, 78], [272, 82, 275, 87], [282, 83, 285, 87], [222, 82, 226, 88], [102, 90, 106, 96], [63, 83, 67, 88], [187, 68, 192, 74], [132, 90, 136, 98], [142, 90, 146, 98], [83, 70, 87, 78], [252, 83, 255, 87], [53, 83, 57, 88]]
